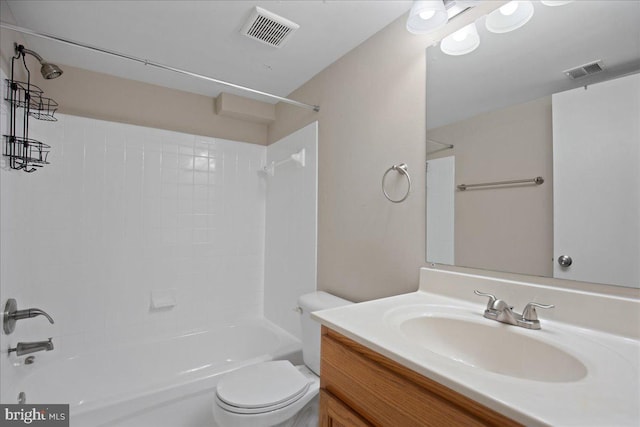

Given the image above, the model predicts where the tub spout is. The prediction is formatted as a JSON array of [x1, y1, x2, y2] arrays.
[[9, 338, 54, 356]]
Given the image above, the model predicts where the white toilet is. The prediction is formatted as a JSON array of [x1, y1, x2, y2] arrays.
[[212, 291, 352, 427]]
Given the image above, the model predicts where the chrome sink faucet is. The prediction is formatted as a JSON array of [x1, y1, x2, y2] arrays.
[[474, 290, 554, 330]]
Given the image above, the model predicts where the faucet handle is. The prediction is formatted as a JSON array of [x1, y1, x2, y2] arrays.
[[522, 302, 555, 321], [26, 309, 54, 324], [3, 299, 55, 335], [474, 290, 497, 310]]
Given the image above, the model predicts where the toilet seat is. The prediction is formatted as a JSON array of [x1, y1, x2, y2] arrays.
[[215, 361, 312, 415]]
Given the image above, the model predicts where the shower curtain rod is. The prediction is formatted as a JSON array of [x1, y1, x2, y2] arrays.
[[0, 22, 321, 112]]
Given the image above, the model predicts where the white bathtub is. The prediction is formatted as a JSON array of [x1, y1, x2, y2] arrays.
[[11, 318, 301, 427]]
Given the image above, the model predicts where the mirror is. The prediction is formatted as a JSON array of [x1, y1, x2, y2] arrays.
[[425, 1, 640, 288]]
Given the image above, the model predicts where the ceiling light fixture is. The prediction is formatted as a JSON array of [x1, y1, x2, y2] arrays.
[[406, 0, 448, 34], [406, 0, 539, 56], [440, 22, 480, 56], [485, 1, 534, 34]]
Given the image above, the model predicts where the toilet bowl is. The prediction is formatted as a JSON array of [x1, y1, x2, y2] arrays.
[[212, 361, 319, 427], [212, 291, 351, 427]]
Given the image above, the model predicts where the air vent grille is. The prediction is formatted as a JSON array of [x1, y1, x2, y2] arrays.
[[240, 7, 300, 48], [563, 60, 605, 80]]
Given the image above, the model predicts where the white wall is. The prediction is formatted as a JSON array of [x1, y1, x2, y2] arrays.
[[268, 14, 427, 303], [264, 122, 318, 338], [1, 106, 267, 398]]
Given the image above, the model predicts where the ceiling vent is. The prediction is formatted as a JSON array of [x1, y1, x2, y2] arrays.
[[563, 60, 605, 80], [240, 7, 300, 48]]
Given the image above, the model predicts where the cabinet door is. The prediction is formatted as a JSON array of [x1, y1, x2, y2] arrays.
[[552, 73, 639, 287], [320, 390, 373, 427]]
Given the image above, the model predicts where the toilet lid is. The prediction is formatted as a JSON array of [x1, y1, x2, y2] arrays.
[[216, 361, 312, 412]]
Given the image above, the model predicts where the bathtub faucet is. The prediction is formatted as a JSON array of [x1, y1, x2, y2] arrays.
[[3, 298, 54, 334], [7, 307, 54, 324], [9, 338, 54, 356]]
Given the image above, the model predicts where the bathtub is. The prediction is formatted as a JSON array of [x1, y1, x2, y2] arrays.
[[9, 318, 301, 427]]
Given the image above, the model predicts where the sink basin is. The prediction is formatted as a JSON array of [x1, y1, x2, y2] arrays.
[[399, 314, 588, 383]]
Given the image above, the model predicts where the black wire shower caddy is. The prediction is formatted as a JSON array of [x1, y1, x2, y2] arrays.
[[3, 45, 58, 173]]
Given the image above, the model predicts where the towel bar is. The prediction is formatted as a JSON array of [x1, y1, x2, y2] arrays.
[[457, 176, 544, 191]]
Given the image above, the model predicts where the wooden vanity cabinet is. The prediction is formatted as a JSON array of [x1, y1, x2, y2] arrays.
[[320, 389, 373, 427], [319, 326, 521, 427]]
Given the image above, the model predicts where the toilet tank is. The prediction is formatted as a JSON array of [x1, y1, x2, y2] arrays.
[[298, 291, 352, 375]]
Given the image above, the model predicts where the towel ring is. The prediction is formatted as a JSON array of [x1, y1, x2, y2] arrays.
[[382, 163, 411, 203]]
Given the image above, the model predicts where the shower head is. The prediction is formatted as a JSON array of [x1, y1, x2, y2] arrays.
[[39, 62, 63, 80], [16, 44, 63, 79]]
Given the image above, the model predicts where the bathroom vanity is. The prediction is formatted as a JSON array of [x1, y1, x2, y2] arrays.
[[319, 327, 518, 426], [313, 268, 640, 426]]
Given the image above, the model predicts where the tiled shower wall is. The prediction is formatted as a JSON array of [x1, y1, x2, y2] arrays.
[[265, 122, 318, 338], [1, 111, 266, 350]]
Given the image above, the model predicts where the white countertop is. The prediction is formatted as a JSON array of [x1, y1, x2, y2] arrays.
[[312, 268, 640, 427]]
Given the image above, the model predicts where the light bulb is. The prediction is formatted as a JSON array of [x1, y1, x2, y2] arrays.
[[486, 0, 534, 33], [452, 29, 468, 42], [499, 1, 519, 16], [440, 22, 480, 56], [419, 10, 436, 20], [407, 1, 448, 34]]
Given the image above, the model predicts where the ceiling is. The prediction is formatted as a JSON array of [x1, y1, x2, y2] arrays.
[[2, 0, 412, 103], [427, 0, 640, 129]]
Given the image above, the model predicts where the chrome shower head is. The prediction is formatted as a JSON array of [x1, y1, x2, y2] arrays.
[[40, 62, 63, 80], [16, 44, 63, 79]]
